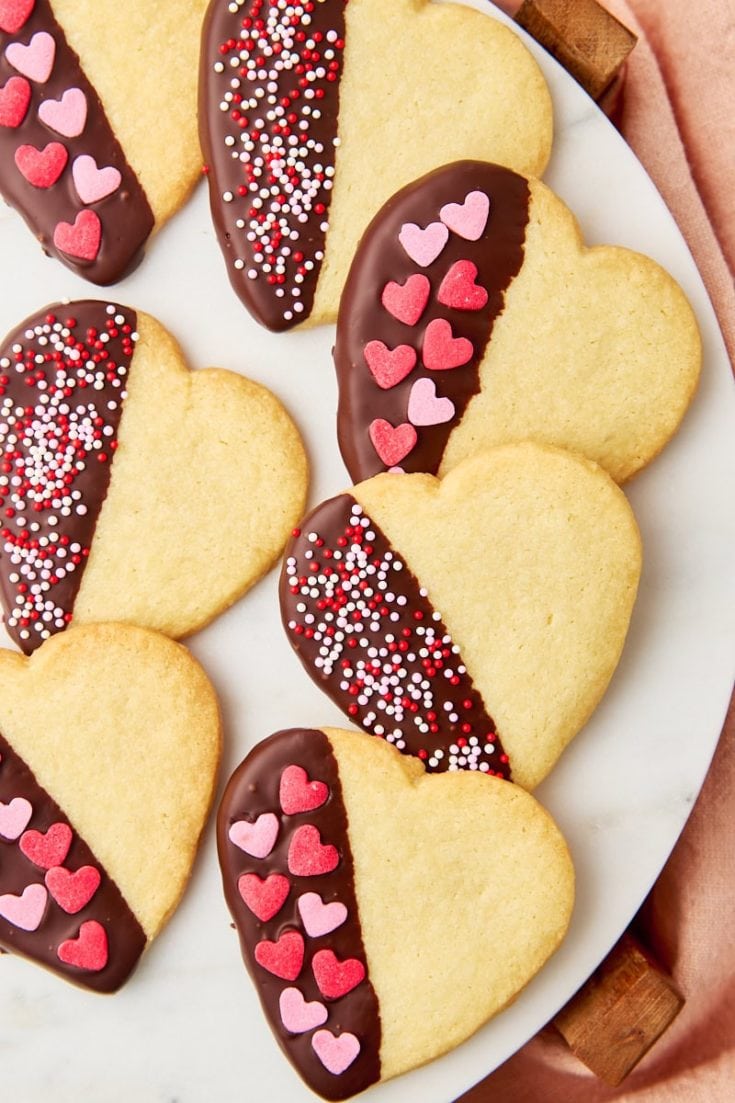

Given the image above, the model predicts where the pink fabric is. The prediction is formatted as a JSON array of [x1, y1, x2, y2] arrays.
[[459, 2, 735, 1100]]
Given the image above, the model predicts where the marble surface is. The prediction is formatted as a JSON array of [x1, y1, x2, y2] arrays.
[[1, 2, 734, 1101]]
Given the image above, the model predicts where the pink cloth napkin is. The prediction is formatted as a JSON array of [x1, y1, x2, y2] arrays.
[[459, 2, 735, 1100]]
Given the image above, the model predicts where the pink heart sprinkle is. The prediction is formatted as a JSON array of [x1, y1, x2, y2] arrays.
[[437, 259, 489, 312], [72, 154, 121, 205], [0, 883, 47, 931], [279, 987, 328, 1034], [5, 31, 55, 84], [228, 812, 279, 859], [279, 763, 329, 815], [407, 377, 456, 427], [254, 929, 304, 981], [45, 865, 101, 914], [53, 209, 101, 261], [312, 1029, 361, 1076], [297, 892, 348, 937], [38, 87, 87, 138], [363, 340, 416, 390], [287, 824, 339, 877], [57, 919, 108, 972], [312, 948, 366, 1000], [440, 190, 491, 241], [0, 0, 35, 35], [0, 75, 31, 128], [14, 141, 68, 188], [398, 220, 449, 267], [381, 273, 431, 326], [422, 318, 473, 372], [19, 821, 72, 869], [368, 419, 417, 467], [0, 795, 33, 839], [238, 872, 290, 922]]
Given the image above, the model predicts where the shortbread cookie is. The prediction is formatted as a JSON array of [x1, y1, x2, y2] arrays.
[[0, 301, 308, 653], [218, 726, 574, 1099], [335, 161, 702, 484], [280, 444, 641, 790], [199, 0, 552, 330], [0, 623, 220, 991], [0, 0, 208, 282]]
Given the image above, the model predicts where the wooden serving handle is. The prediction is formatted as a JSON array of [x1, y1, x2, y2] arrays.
[[515, 0, 637, 113], [456, 934, 684, 1099], [553, 932, 684, 1085]]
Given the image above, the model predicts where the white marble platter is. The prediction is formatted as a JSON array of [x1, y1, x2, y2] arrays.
[[0, 2, 734, 1101]]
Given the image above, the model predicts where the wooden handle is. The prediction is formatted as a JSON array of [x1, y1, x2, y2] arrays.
[[515, 0, 637, 102], [553, 932, 684, 1085]]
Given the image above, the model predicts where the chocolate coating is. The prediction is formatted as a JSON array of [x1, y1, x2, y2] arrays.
[[0, 730, 146, 992], [335, 161, 530, 481], [0, 0, 153, 284], [280, 494, 511, 779], [199, 0, 346, 331], [0, 301, 135, 653], [217, 728, 381, 1101]]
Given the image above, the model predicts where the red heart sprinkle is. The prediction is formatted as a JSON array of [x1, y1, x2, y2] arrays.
[[381, 274, 431, 326], [312, 948, 366, 999], [0, 75, 31, 129], [14, 141, 68, 188], [53, 209, 102, 261], [279, 763, 329, 815], [287, 824, 339, 877], [238, 872, 290, 922], [0, 0, 35, 34], [422, 318, 474, 372], [45, 865, 101, 914], [437, 259, 489, 312], [20, 822, 72, 869], [254, 929, 304, 980], [363, 340, 417, 390], [57, 919, 108, 972], [368, 418, 417, 467]]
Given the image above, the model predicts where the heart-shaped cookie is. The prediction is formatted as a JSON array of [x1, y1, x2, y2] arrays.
[[218, 726, 574, 1098], [280, 443, 641, 790], [199, 0, 552, 330], [0, 622, 220, 990], [335, 161, 702, 485], [0, 0, 208, 281], [0, 300, 308, 653]]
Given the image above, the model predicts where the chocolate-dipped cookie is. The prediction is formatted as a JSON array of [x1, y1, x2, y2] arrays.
[[280, 443, 642, 791], [0, 622, 220, 991], [0, 0, 208, 282], [334, 161, 701, 485], [218, 726, 574, 1099], [199, 0, 552, 330], [0, 301, 308, 653]]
